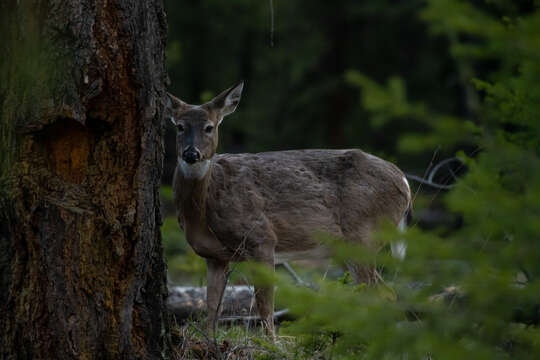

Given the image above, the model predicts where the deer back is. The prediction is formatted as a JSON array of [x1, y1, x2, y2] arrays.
[[203, 149, 410, 261]]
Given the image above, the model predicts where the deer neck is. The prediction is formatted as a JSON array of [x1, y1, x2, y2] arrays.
[[175, 158, 214, 223]]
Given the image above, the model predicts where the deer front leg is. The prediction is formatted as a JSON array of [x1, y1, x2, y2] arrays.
[[206, 258, 229, 336], [255, 280, 275, 336], [254, 257, 276, 337]]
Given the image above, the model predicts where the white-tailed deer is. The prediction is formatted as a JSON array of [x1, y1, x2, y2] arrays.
[[167, 82, 411, 336]]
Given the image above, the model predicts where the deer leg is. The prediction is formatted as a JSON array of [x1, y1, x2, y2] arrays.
[[206, 258, 229, 336], [346, 261, 379, 285], [254, 256, 276, 338], [255, 276, 275, 336], [344, 228, 380, 285]]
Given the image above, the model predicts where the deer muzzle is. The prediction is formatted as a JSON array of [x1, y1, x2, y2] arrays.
[[182, 146, 201, 164]]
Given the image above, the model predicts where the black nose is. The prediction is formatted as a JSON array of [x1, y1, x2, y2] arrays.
[[182, 149, 200, 164]]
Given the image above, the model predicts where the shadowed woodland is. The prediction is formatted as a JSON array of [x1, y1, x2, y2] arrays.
[[1, 0, 540, 359]]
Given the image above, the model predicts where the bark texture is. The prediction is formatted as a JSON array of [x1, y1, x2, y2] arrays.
[[0, 0, 169, 359]]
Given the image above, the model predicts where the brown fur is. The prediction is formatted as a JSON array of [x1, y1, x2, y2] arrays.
[[173, 149, 410, 261]]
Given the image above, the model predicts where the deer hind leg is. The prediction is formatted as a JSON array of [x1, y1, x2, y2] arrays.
[[343, 226, 380, 285], [346, 261, 379, 285], [346, 208, 410, 283], [206, 259, 229, 336], [255, 274, 275, 337]]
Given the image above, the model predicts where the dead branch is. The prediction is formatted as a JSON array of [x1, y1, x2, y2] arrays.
[[219, 308, 290, 323], [168, 285, 257, 321], [406, 157, 464, 190], [168, 285, 291, 325]]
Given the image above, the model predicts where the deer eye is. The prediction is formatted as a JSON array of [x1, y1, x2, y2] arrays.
[[204, 125, 214, 134], [177, 124, 184, 133]]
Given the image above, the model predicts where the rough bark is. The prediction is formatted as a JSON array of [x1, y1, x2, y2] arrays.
[[0, 0, 169, 359]]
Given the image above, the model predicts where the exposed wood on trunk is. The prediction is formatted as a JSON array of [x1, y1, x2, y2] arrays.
[[0, 0, 170, 358]]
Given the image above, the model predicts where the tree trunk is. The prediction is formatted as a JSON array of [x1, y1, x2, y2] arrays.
[[0, 0, 169, 359]]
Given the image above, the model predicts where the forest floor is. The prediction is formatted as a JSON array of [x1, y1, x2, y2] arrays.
[[171, 318, 327, 360]]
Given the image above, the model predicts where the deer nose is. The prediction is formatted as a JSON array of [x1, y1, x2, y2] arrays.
[[182, 147, 200, 164]]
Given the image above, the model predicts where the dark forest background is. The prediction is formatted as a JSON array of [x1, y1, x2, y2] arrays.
[[163, 0, 475, 183]]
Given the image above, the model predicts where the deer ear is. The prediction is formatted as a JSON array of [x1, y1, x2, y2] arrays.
[[208, 81, 244, 124], [166, 93, 189, 125]]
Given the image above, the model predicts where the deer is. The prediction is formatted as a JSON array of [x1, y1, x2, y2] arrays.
[[167, 81, 412, 336]]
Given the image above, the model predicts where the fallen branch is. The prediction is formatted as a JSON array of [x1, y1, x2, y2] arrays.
[[168, 285, 256, 321], [168, 285, 291, 324], [406, 157, 464, 190], [405, 174, 454, 190], [219, 308, 290, 323]]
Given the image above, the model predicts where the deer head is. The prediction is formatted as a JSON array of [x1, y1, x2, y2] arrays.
[[167, 82, 244, 179]]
